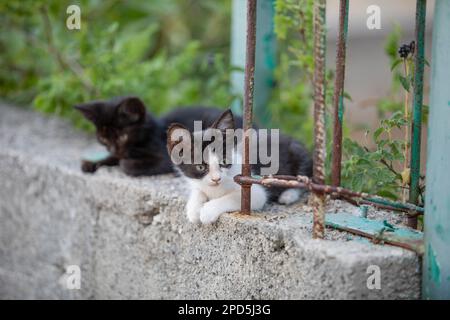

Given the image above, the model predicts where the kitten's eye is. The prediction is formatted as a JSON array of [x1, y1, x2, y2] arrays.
[[195, 164, 206, 172], [219, 163, 232, 169]]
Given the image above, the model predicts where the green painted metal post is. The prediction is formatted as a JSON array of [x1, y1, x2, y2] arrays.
[[422, 0, 450, 299], [231, 0, 276, 126], [408, 0, 427, 229]]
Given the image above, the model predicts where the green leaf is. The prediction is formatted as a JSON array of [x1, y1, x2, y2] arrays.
[[342, 91, 353, 102], [390, 58, 402, 71], [384, 24, 402, 60], [422, 104, 429, 123], [399, 75, 410, 92], [373, 127, 384, 141]]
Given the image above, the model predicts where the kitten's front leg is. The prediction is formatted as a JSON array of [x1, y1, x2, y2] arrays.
[[186, 189, 208, 224], [81, 156, 119, 173], [199, 192, 241, 224], [200, 186, 267, 224]]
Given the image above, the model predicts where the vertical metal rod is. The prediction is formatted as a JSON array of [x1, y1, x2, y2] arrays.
[[423, 0, 450, 299], [312, 0, 327, 238], [408, 0, 427, 229], [331, 0, 349, 187], [241, 0, 257, 215]]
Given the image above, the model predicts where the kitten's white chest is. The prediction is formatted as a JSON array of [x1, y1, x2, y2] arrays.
[[202, 182, 235, 200]]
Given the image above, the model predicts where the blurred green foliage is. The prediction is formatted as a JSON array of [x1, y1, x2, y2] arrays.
[[341, 27, 407, 200], [271, 0, 339, 188], [0, 0, 233, 130], [271, 0, 319, 148], [271, 0, 337, 152]]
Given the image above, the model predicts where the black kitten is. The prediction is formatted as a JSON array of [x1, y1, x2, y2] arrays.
[[74, 96, 171, 176]]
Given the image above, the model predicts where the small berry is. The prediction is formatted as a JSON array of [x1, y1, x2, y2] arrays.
[[398, 41, 416, 59], [398, 45, 410, 59]]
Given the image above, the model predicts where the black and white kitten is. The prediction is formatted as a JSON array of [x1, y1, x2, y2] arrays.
[[167, 109, 312, 224], [74, 96, 242, 176]]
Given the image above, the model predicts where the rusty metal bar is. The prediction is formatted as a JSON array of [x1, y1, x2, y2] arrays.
[[408, 0, 427, 229], [236, 175, 364, 198], [331, 0, 349, 187], [234, 174, 424, 216], [358, 199, 422, 217], [325, 216, 424, 255], [241, 0, 257, 215], [312, 0, 327, 238]]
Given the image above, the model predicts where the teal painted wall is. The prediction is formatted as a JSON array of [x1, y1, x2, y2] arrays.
[[423, 0, 450, 299], [230, 0, 276, 126]]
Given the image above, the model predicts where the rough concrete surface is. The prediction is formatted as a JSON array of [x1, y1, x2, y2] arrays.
[[0, 104, 421, 299]]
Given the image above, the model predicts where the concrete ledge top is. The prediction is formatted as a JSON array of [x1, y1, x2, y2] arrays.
[[0, 103, 420, 299]]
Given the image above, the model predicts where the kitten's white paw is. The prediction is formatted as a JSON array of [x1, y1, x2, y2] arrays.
[[199, 203, 222, 224], [278, 188, 301, 205], [186, 205, 201, 223]]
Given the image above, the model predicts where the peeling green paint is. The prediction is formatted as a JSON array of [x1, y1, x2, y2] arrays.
[[338, 95, 344, 122], [427, 245, 441, 285], [383, 220, 396, 231], [435, 224, 446, 240], [359, 205, 368, 218]]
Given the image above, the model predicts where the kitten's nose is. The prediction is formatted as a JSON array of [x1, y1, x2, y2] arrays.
[[211, 177, 221, 184]]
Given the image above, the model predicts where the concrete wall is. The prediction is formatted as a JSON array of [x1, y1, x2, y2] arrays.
[[0, 104, 420, 299]]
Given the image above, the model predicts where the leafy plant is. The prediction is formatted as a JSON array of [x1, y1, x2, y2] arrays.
[[342, 112, 407, 200], [0, 0, 233, 130], [341, 27, 426, 204]]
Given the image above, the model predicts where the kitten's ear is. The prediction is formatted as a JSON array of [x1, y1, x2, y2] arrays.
[[167, 123, 191, 154], [211, 109, 235, 131], [74, 102, 99, 123], [117, 97, 146, 123]]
